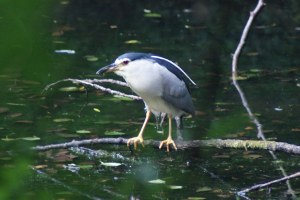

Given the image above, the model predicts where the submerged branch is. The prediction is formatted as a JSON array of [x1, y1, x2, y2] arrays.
[[30, 166, 102, 200], [32, 138, 300, 155], [237, 171, 300, 197]]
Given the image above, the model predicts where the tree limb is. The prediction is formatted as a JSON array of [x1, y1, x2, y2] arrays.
[[231, 0, 265, 77], [43, 78, 142, 100], [230, 1, 298, 198], [32, 138, 300, 155]]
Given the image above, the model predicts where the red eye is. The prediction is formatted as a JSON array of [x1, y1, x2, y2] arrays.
[[123, 60, 129, 65]]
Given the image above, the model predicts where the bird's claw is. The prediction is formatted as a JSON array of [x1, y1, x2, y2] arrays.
[[159, 138, 177, 152], [127, 136, 144, 150]]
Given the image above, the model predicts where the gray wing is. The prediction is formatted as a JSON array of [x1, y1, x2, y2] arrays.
[[161, 73, 195, 115]]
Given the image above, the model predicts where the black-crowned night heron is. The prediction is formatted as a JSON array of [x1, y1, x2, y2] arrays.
[[96, 52, 196, 152]]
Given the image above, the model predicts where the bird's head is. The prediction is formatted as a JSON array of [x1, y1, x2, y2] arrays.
[[96, 52, 150, 75]]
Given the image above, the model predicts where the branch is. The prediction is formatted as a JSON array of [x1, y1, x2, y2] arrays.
[[232, 0, 265, 77], [237, 171, 300, 197], [32, 138, 300, 155], [30, 166, 103, 200], [43, 78, 142, 100], [231, 1, 298, 198], [232, 81, 264, 140], [231, 0, 266, 142]]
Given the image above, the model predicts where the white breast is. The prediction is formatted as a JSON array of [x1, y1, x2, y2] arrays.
[[114, 59, 185, 116]]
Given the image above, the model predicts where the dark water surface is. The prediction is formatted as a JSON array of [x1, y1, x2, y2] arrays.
[[1, 0, 300, 199]]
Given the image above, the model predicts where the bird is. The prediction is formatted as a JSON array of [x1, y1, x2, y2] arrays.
[[96, 52, 196, 152]]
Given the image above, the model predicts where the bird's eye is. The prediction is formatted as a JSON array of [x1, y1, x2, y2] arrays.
[[123, 60, 129, 65]]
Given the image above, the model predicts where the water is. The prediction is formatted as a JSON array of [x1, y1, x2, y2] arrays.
[[1, 0, 300, 199]]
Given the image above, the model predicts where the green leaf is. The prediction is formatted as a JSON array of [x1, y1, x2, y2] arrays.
[[100, 161, 122, 167], [144, 13, 162, 18], [249, 68, 262, 73], [53, 118, 74, 123], [2, 137, 15, 141], [124, 40, 141, 44], [76, 130, 91, 134], [7, 103, 26, 106], [93, 108, 101, 112], [104, 131, 126, 136], [15, 120, 33, 124], [196, 186, 212, 192], [85, 55, 99, 62], [187, 197, 206, 200], [169, 185, 183, 190], [59, 86, 80, 92], [20, 136, 40, 141], [79, 164, 94, 169], [148, 179, 166, 184]]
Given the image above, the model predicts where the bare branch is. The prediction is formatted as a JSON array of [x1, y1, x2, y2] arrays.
[[43, 78, 142, 100], [231, 0, 266, 140], [231, 1, 298, 198], [232, 81, 264, 139], [32, 138, 300, 155], [232, 0, 265, 77], [88, 78, 129, 87]]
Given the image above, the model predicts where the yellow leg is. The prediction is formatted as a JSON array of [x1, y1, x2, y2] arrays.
[[159, 115, 177, 152], [127, 111, 151, 149]]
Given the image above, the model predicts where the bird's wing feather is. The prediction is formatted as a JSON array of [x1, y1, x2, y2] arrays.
[[150, 55, 196, 89], [161, 72, 195, 115]]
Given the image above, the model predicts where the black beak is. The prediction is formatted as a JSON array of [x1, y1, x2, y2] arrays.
[[96, 63, 116, 75]]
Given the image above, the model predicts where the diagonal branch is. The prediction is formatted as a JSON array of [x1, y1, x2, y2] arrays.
[[232, 0, 266, 77], [43, 78, 141, 100]]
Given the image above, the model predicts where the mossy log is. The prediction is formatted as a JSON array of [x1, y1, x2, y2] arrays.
[[32, 138, 300, 155]]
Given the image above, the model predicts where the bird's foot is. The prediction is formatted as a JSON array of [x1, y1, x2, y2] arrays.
[[159, 137, 177, 152], [127, 135, 144, 150]]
